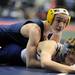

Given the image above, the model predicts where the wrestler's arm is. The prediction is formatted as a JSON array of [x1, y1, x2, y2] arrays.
[[38, 40, 75, 73], [25, 25, 41, 68]]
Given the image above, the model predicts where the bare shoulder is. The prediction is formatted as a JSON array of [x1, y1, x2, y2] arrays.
[[20, 23, 41, 37], [38, 40, 57, 52], [38, 40, 57, 47]]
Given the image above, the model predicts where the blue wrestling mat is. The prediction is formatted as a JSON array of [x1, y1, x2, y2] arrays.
[[0, 66, 74, 75]]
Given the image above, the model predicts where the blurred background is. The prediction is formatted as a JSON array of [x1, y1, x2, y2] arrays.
[[0, 0, 75, 20], [0, 0, 75, 39]]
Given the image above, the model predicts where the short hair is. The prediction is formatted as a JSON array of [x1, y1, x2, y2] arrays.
[[66, 38, 75, 54]]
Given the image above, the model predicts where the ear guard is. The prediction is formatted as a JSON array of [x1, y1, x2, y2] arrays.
[[47, 8, 71, 25]]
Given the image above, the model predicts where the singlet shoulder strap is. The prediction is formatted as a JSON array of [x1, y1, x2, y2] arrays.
[[25, 19, 44, 40]]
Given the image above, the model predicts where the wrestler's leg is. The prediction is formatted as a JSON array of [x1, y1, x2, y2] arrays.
[[0, 43, 24, 65]]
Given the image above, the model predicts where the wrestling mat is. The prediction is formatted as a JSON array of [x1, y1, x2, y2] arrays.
[[0, 18, 75, 75]]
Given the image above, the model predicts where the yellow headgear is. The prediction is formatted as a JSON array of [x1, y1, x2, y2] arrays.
[[47, 8, 71, 25]]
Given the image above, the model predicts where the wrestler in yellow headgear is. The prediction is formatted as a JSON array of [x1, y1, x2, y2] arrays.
[[47, 8, 71, 25]]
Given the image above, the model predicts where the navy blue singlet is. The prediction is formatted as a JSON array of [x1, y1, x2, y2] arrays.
[[0, 19, 44, 65]]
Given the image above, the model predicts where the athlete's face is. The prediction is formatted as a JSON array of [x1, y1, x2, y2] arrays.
[[65, 52, 75, 65], [51, 14, 69, 32]]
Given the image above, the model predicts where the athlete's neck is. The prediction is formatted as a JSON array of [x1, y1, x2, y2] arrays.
[[43, 21, 50, 32]]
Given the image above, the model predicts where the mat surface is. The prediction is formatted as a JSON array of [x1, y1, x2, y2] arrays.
[[0, 66, 74, 75]]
